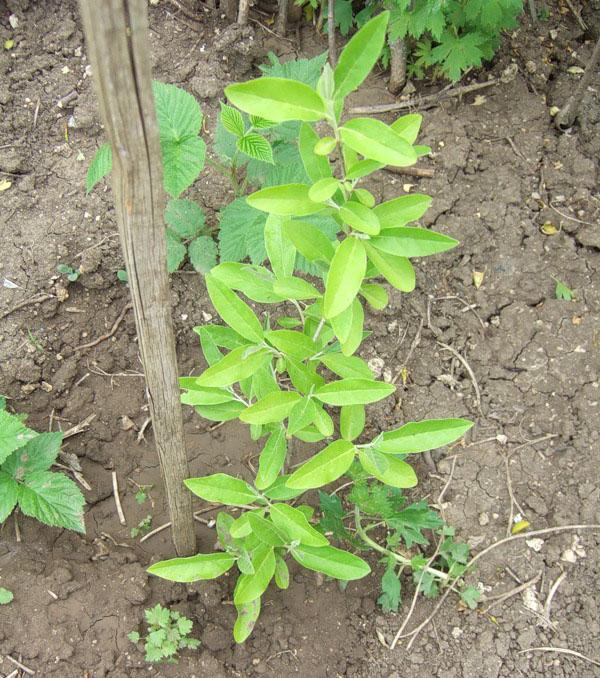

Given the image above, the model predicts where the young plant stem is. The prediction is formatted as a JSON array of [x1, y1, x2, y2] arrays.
[[312, 317, 326, 342], [354, 506, 449, 581], [327, 0, 336, 66]]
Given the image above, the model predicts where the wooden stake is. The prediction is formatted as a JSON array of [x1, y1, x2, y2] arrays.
[[78, 0, 196, 555]]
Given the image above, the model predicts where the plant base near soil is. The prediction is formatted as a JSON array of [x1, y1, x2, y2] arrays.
[[0, 2, 599, 676]]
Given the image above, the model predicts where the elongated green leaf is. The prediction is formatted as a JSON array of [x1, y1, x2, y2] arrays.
[[360, 283, 389, 310], [334, 12, 389, 98], [264, 216, 296, 279], [195, 400, 246, 422], [353, 188, 376, 208], [234, 598, 261, 643], [391, 113, 422, 144], [270, 503, 328, 546], [292, 544, 370, 580], [339, 201, 380, 236], [319, 353, 373, 379], [86, 143, 112, 194], [0, 471, 19, 523], [234, 544, 276, 605], [262, 475, 305, 500], [323, 237, 366, 319], [299, 123, 332, 181], [345, 158, 382, 181], [180, 386, 235, 406], [340, 404, 365, 441], [274, 554, 290, 589], [373, 194, 432, 229], [240, 391, 301, 425], [220, 102, 245, 137], [247, 184, 323, 217], [315, 378, 394, 406], [237, 133, 274, 164], [255, 427, 287, 490], [309, 178, 340, 203], [287, 440, 355, 490], [211, 263, 284, 303], [206, 275, 264, 343], [287, 358, 325, 393], [148, 552, 235, 582], [372, 228, 458, 258], [265, 329, 318, 361], [312, 405, 334, 437], [358, 449, 417, 488], [225, 78, 327, 122], [364, 242, 415, 292], [248, 513, 285, 547], [185, 473, 259, 505], [377, 418, 473, 454], [340, 298, 363, 356], [0, 411, 37, 465], [18, 471, 85, 533], [283, 221, 334, 262], [287, 396, 317, 436], [340, 118, 417, 167], [273, 277, 321, 300]]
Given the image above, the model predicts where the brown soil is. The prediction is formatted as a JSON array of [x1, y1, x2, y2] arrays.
[[1, 1, 599, 677]]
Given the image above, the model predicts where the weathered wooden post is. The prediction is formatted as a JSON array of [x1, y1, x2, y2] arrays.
[[78, 0, 196, 555]]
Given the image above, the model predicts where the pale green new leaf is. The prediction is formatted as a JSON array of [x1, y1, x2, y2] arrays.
[[185, 473, 259, 506], [274, 554, 290, 589], [358, 448, 417, 488], [319, 353, 373, 380], [234, 544, 276, 604], [225, 78, 327, 122], [391, 113, 423, 144], [364, 242, 415, 292], [372, 228, 458, 257], [148, 552, 235, 582], [180, 386, 235, 406], [376, 418, 473, 454], [273, 277, 321, 300], [315, 378, 395, 406], [247, 184, 323, 217], [340, 404, 365, 441], [255, 427, 287, 490], [220, 102, 245, 137], [265, 329, 318, 361], [340, 118, 417, 167], [237, 133, 274, 164], [373, 194, 432, 229], [334, 12, 390, 99], [195, 401, 246, 422], [85, 143, 112, 194], [339, 201, 380, 236], [18, 471, 85, 533], [195, 347, 272, 388], [299, 123, 332, 182], [292, 544, 370, 580], [323, 237, 366, 319], [308, 178, 340, 203], [247, 513, 285, 547], [286, 440, 355, 490], [239, 391, 301, 425], [264, 215, 296, 279], [360, 283, 389, 310], [206, 274, 264, 343], [270, 503, 328, 547], [287, 396, 317, 436], [283, 220, 334, 263], [211, 263, 284, 303]]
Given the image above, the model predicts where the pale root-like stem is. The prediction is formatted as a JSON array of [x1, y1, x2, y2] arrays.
[[354, 506, 449, 581]]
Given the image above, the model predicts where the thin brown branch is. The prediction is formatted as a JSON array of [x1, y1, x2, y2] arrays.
[[74, 303, 132, 351]]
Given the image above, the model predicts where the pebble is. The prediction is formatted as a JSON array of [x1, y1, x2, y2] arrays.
[[478, 512, 490, 526]]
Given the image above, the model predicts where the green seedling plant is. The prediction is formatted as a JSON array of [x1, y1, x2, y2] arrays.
[[0, 588, 13, 605], [553, 277, 574, 301], [131, 514, 153, 538], [0, 401, 85, 533], [148, 13, 474, 643], [128, 603, 200, 663], [57, 263, 81, 282]]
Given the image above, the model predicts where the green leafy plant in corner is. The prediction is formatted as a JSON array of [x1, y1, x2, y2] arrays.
[[148, 13, 474, 643], [553, 277, 574, 301], [0, 401, 85, 533], [128, 604, 200, 663], [131, 514, 153, 539], [57, 263, 81, 282]]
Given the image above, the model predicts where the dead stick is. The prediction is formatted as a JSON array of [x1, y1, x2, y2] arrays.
[[112, 471, 127, 526], [437, 341, 482, 415], [350, 79, 498, 115], [518, 647, 600, 668], [74, 303, 132, 351], [385, 166, 435, 178], [0, 293, 55, 320], [6, 656, 35, 675], [483, 572, 541, 612]]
